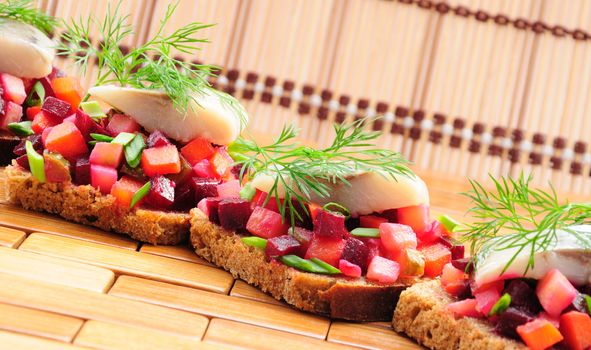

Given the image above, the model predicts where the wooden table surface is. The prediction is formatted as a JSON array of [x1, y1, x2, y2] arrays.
[[0, 168, 489, 349]]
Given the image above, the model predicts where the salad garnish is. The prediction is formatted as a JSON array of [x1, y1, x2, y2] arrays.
[[0, 0, 58, 34]]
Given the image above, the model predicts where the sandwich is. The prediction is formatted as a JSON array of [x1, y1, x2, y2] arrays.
[[189, 120, 464, 321], [393, 175, 591, 350], [6, 3, 248, 244]]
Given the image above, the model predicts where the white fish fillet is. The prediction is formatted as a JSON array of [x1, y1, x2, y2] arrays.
[[474, 225, 591, 287], [89, 85, 247, 145], [0, 18, 55, 78]]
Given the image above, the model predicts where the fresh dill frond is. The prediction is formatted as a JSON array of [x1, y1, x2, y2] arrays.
[[0, 0, 58, 34], [459, 174, 591, 274], [57, 0, 247, 126], [229, 117, 414, 226]]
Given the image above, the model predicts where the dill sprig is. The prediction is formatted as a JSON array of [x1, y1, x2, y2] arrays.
[[57, 1, 247, 127], [229, 118, 414, 225], [0, 0, 58, 34], [459, 174, 591, 274]]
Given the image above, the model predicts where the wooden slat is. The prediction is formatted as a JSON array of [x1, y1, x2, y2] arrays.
[[328, 322, 425, 350], [0, 247, 114, 293], [0, 273, 209, 338], [0, 226, 25, 248], [0, 204, 137, 250], [205, 318, 357, 350], [74, 320, 202, 350], [229, 280, 285, 306], [0, 330, 89, 350], [0, 303, 83, 342], [20, 233, 233, 293], [140, 244, 213, 266], [109, 275, 330, 339]]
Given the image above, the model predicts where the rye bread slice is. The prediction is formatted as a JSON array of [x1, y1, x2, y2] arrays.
[[392, 280, 527, 350], [189, 208, 418, 322], [5, 165, 189, 245]]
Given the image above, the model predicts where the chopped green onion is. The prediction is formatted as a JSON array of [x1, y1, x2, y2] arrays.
[[111, 132, 135, 145], [240, 183, 256, 201], [24, 81, 45, 107], [8, 121, 34, 136], [25, 140, 45, 183], [280, 255, 328, 274], [241, 236, 267, 249], [309, 258, 341, 274], [584, 294, 591, 315], [322, 202, 350, 219], [489, 293, 511, 316], [350, 227, 380, 238], [80, 101, 107, 120], [130, 181, 150, 209], [438, 214, 460, 233], [125, 134, 145, 168], [90, 133, 113, 142]]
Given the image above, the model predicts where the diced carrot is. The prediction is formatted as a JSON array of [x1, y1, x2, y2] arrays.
[[111, 176, 144, 208], [516, 319, 563, 350], [181, 137, 215, 165], [26, 106, 42, 121], [44, 121, 88, 159], [31, 111, 56, 134], [420, 242, 451, 278], [51, 77, 82, 110], [141, 145, 181, 177], [559, 311, 591, 350]]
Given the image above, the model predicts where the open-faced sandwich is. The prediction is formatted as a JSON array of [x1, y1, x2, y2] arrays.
[[189, 119, 464, 321], [393, 175, 591, 350], [6, 3, 248, 244], [0, 0, 60, 165]]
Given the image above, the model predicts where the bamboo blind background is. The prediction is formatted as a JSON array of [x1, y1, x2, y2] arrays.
[[37, 0, 591, 194]]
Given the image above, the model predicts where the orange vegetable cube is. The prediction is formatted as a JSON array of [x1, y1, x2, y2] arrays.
[[420, 242, 451, 278], [51, 77, 82, 110], [141, 145, 181, 177], [559, 311, 591, 350], [516, 319, 563, 350], [44, 121, 88, 159], [111, 176, 144, 208], [181, 137, 215, 165]]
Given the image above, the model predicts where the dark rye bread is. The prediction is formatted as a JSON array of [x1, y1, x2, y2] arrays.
[[6, 165, 189, 245], [0, 132, 20, 166], [189, 208, 418, 322], [392, 280, 527, 350]]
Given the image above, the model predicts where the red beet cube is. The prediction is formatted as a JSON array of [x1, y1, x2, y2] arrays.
[[341, 237, 370, 272], [198, 197, 222, 224], [14, 135, 42, 156], [265, 235, 301, 258], [106, 113, 141, 136], [361, 238, 384, 266], [313, 210, 349, 239], [246, 206, 289, 238], [439, 236, 465, 260], [378, 209, 398, 223], [190, 177, 220, 202], [305, 237, 346, 267], [290, 226, 313, 248], [75, 109, 106, 141], [1, 101, 23, 130], [218, 198, 252, 231], [253, 191, 281, 213], [147, 130, 172, 148], [192, 159, 219, 179], [172, 183, 195, 211], [73, 157, 91, 185], [15, 154, 29, 170], [145, 176, 176, 210], [42, 96, 71, 122]]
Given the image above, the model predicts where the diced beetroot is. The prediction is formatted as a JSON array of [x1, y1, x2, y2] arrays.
[[362, 238, 384, 265], [146, 176, 175, 210], [89, 142, 124, 168], [106, 113, 140, 136], [41, 96, 71, 122], [63, 114, 76, 124], [141, 145, 181, 177], [44, 121, 88, 159], [192, 159, 218, 179], [305, 237, 346, 267], [340, 237, 369, 272], [379, 223, 417, 258], [418, 220, 443, 245], [339, 260, 362, 278], [181, 137, 215, 165], [38, 77, 55, 98], [198, 197, 222, 224], [216, 179, 241, 198], [210, 147, 234, 178], [172, 183, 195, 211], [265, 235, 301, 257], [289, 226, 313, 255], [190, 177, 220, 202], [44, 152, 71, 183], [438, 236, 465, 260], [15, 154, 29, 170], [451, 258, 472, 273], [218, 198, 252, 230], [90, 164, 118, 194], [252, 191, 281, 213], [73, 157, 91, 185], [14, 135, 42, 156], [110, 176, 144, 208], [474, 284, 501, 315], [503, 280, 542, 315], [366, 256, 400, 283], [246, 206, 289, 238], [146, 130, 172, 148], [446, 299, 481, 318], [0, 73, 26, 104], [472, 279, 504, 296], [397, 204, 430, 236], [536, 268, 577, 317], [313, 210, 348, 239], [359, 215, 387, 228], [0, 102, 23, 130], [378, 209, 398, 223], [495, 307, 535, 339], [420, 242, 452, 278], [75, 109, 106, 141]]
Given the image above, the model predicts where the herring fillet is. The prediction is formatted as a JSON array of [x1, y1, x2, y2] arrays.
[[89, 85, 247, 145], [0, 18, 55, 78]]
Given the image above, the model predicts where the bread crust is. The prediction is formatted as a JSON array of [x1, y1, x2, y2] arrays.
[[6, 165, 189, 245], [392, 280, 527, 350], [189, 208, 414, 322]]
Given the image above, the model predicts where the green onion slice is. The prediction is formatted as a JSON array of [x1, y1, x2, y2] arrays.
[[8, 121, 34, 136], [281, 255, 327, 274], [125, 134, 145, 168], [24, 81, 45, 107], [80, 101, 107, 120], [584, 294, 591, 315], [322, 202, 350, 219], [111, 132, 135, 145], [130, 181, 151, 209], [309, 258, 341, 274], [350, 227, 380, 238], [90, 133, 113, 142], [25, 140, 45, 183], [241, 236, 267, 249], [438, 214, 460, 233], [240, 183, 256, 201], [489, 293, 512, 316]]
